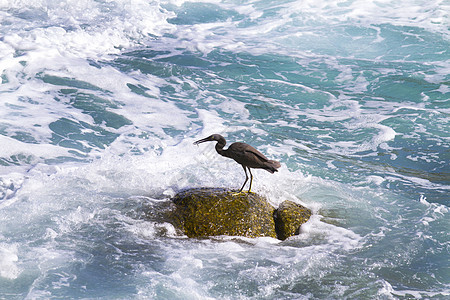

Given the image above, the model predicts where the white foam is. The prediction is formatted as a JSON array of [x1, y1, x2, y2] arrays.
[[1, 0, 446, 168], [367, 175, 385, 186], [389, 172, 450, 191], [0, 0, 182, 161], [0, 132, 446, 298], [0, 134, 71, 160], [0, 242, 21, 280], [157, 0, 450, 57], [126, 219, 179, 240], [0, 1, 447, 298], [325, 112, 398, 156], [384, 279, 450, 300], [195, 109, 229, 137], [1, 0, 176, 57], [296, 215, 362, 251]]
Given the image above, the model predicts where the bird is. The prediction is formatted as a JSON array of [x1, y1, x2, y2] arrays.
[[193, 134, 281, 193]]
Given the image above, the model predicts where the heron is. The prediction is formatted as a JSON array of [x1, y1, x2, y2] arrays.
[[194, 134, 281, 193]]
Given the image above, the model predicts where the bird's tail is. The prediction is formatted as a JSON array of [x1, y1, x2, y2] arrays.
[[264, 160, 281, 173]]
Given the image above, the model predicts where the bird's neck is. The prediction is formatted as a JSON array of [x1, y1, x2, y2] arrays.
[[215, 137, 228, 157]]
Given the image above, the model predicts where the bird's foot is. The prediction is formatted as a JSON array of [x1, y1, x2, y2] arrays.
[[232, 191, 246, 196], [231, 190, 254, 196]]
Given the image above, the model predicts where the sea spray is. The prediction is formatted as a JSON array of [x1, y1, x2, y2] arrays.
[[0, 0, 448, 298]]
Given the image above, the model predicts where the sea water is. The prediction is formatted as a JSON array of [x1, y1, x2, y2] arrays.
[[0, 0, 448, 298]]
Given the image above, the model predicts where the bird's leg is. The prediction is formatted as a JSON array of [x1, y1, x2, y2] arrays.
[[247, 168, 253, 193], [237, 165, 248, 193]]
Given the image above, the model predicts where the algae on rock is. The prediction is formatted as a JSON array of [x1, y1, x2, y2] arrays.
[[169, 188, 312, 240], [172, 188, 277, 238], [273, 200, 312, 240]]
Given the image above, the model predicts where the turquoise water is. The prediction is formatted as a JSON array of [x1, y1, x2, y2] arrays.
[[0, 0, 449, 298]]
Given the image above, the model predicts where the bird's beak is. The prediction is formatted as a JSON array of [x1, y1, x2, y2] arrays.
[[193, 136, 211, 145]]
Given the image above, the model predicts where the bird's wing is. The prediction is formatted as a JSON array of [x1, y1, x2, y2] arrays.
[[228, 142, 269, 161], [244, 146, 269, 162], [245, 146, 269, 161]]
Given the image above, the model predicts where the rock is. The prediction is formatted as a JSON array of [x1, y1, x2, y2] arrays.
[[171, 188, 277, 238], [273, 200, 312, 240], [168, 188, 312, 240]]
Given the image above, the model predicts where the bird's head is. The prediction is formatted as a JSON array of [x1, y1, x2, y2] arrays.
[[193, 134, 224, 145]]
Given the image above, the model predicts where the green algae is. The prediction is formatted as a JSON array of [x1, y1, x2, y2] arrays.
[[170, 188, 312, 240], [172, 188, 277, 238], [273, 200, 312, 240]]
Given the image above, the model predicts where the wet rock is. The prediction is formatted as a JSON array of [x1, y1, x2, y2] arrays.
[[168, 188, 312, 240], [273, 200, 312, 240], [171, 188, 277, 238]]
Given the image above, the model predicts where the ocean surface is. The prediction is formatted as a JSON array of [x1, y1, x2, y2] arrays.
[[0, 0, 449, 298]]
